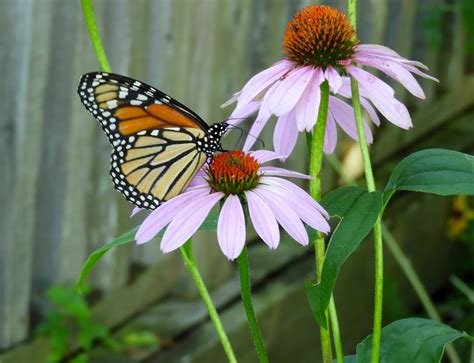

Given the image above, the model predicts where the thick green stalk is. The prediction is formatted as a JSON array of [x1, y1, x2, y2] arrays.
[[80, 2, 236, 361], [237, 246, 268, 363], [348, 2, 384, 361], [180, 241, 237, 363], [308, 81, 332, 363], [81, 0, 112, 72]]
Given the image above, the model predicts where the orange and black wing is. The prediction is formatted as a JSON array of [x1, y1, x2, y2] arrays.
[[77, 72, 209, 209]]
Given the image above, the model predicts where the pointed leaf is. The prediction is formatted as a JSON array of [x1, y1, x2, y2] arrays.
[[356, 318, 472, 363], [383, 149, 474, 205], [306, 187, 382, 328]]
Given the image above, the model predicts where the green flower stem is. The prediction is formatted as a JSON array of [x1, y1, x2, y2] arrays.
[[80, 2, 236, 361], [328, 297, 344, 363], [237, 246, 268, 363], [180, 241, 237, 363], [308, 81, 332, 363], [351, 71, 384, 363], [326, 153, 462, 363], [81, 0, 112, 72], [348, 2, 383, 361]]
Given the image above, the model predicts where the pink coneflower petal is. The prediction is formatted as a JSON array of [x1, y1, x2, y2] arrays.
[[243, 108, 272, 151], [354, 55, 425, 99], [273, 110, 298, 159], [160, 192, 224, 253], [217, 195, 246, 260], [324, 111, 337, 154], [263, 66, 314, 117], [325, 66, 343, 93], [250, 149, 282, 163], [260, 176, 329, 218], [260, 166, 310, 179], [245, 190, 280, 249], [258, 184, 330, 233], [232, 59, 293, 115], [228, 101, 261, 125], [360, 97, 380, 126], [254, 188, 309, 246], [329, 96, 373, 143], [295, 67, 324, 132], [402, 64, 439, 82], [136, 188, 211, 244], [356, 44, 429, 69], [346, 65, 412, 129]]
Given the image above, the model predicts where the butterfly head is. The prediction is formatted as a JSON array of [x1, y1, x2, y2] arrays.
[[198, 122, 229, 157]]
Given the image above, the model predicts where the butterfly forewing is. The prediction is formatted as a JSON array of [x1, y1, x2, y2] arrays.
[[77, 72, 215, 209]]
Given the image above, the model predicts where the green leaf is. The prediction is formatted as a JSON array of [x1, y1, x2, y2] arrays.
[[383, 149, 474, 205], [77, 208, 219, 293], [77, 227, 137, 293], [356, 318, 472, 363], [306, 187, 382, 329]]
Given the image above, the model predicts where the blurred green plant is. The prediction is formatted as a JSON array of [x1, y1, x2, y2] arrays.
[[35, 285, 116, 363], [422, 0, 474, 53]]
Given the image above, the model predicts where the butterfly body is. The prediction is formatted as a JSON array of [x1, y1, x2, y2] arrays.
[[77, 72, 228, 209]]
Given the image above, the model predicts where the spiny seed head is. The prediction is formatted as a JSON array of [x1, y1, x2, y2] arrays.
[[283, 5, 359, 69], [207, 151, 260, 195]]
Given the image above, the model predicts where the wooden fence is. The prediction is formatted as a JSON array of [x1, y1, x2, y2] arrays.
[[0, 0, 472, 361]]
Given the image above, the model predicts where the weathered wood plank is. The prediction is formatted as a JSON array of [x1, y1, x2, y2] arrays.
[[0, 0, 46, 347]]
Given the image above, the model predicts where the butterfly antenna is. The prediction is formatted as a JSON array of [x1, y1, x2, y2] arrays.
[[226, 123, 265, 150]]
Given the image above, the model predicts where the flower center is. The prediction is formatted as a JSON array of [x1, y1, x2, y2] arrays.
[[283, 5, 359, 69], [207, 151, 260, 195]]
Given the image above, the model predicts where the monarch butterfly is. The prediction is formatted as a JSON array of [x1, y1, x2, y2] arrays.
[[77, 72, 228, 210]]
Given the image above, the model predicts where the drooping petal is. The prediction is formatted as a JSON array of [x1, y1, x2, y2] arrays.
[[325, 66, 343, 93], [356, 44, 429, 70], [217, 195, 246, 260], [402, 64, 439, 82], [273, 110, 299, 159], [323, 111, 337, 154], [232, 59, 293, 115], [220, 91, 240, 108], [160, 192, 224, 253], [295, 67, 324, 132], [136, 188, 211, 244], [250, 149, 282, 163], [259, 166, 311, 179], [245, 190, 280, 249], [258, 184, 330, 234], [227, 100, 261, 125], [329, 96, 373, 144], [254, 187, 308, 246], [260, 176, 329, 218], [360, 97, 380, 126], [263, 65, 315, 117], [355, 55, 426, 99], [346, 66, 412, 129], [337, 77, 380, 126], [243, 107, 272, 151]]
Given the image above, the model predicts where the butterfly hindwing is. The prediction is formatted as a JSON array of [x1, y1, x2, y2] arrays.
[[110, 128, 208, 209]]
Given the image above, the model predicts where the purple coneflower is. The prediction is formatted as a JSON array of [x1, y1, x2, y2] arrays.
[[136, 150, 330, 260], [224, 5, 437, 157]]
